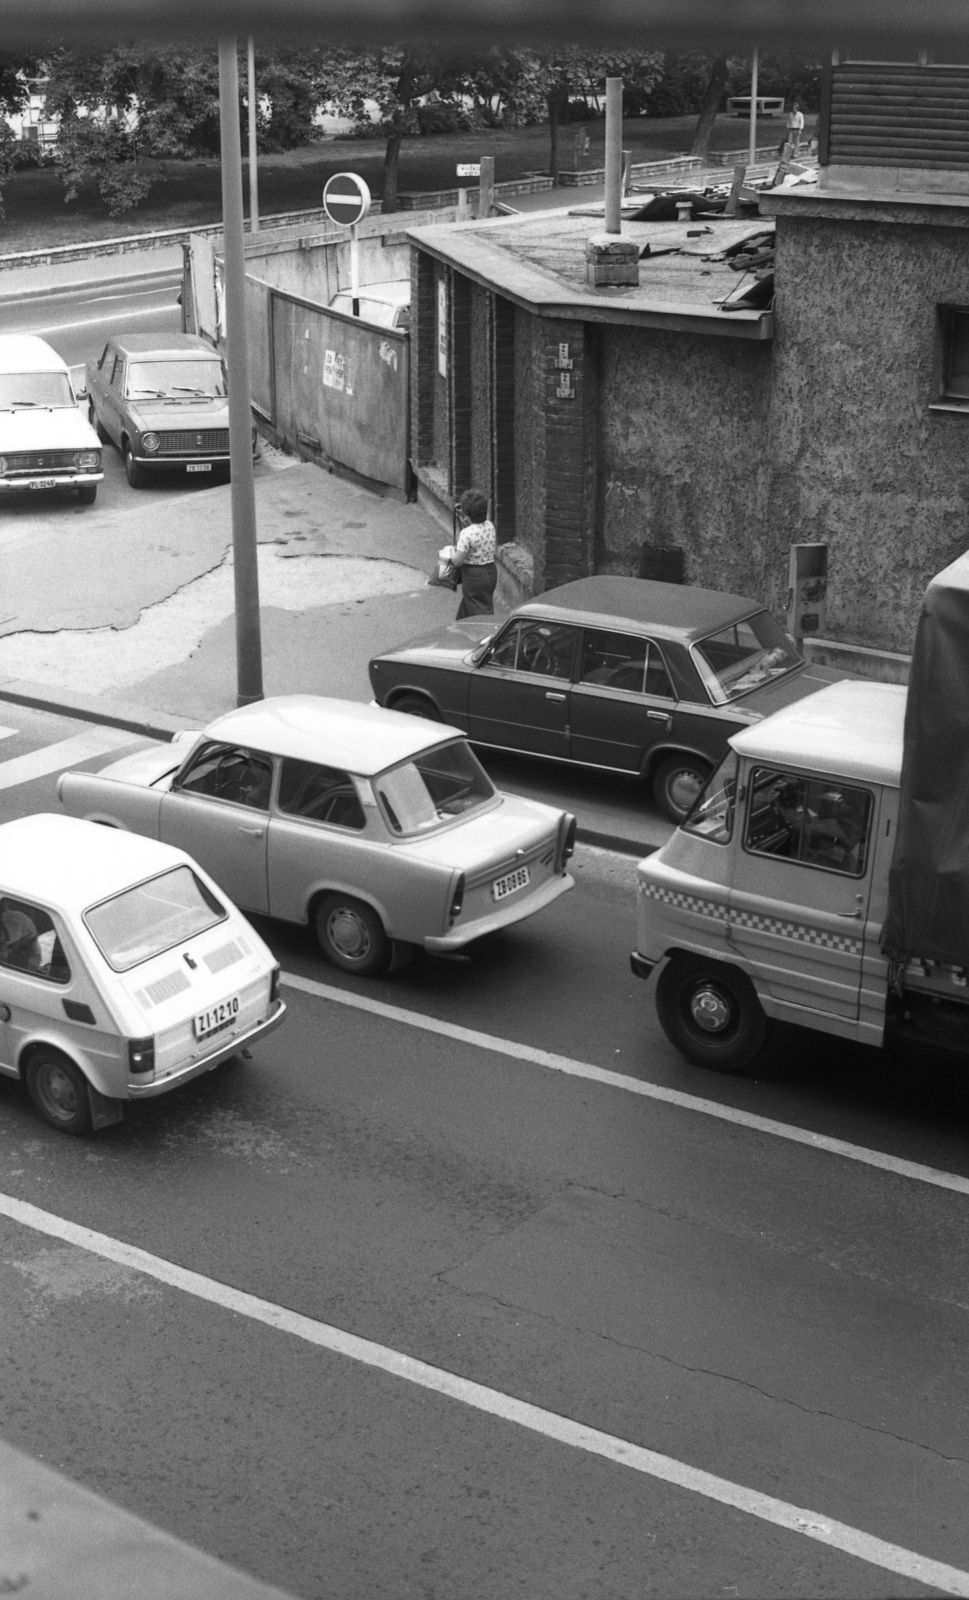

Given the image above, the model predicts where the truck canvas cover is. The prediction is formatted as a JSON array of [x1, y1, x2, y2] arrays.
[[883, 551, 969, 967]]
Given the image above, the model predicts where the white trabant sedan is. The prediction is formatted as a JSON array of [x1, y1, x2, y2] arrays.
[[0, 815, 284, 1137], [57, 697, 577, 976]]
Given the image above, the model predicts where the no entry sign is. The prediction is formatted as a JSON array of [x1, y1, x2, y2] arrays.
[[323, 172, 372, 228]]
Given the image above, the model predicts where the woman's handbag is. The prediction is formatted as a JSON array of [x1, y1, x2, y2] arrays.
[[427, 546, 461, 590]]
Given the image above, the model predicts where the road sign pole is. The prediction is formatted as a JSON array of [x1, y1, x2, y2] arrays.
[[218, 35, 263, 707], [350, 223, 359, 317]]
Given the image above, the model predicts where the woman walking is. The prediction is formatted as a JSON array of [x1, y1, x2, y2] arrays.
[[450, 488, 498, 618]]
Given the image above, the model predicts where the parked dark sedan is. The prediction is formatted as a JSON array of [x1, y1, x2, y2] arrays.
[[369, 576, 843, 821], [86, 332, 245, 488]]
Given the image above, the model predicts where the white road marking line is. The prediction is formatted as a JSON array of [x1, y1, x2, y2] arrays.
[[282, 973, 969, 1201], [0, 725, 17, 740], [0, 725, 137, 790], [0, 1191, 965, 1596], [22, 304, 179, 336]]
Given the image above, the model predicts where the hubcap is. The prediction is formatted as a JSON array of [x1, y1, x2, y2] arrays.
[[669, 768, 703, 816], [327, 907, 371, 962], [38, 1064, 80, 1121], [689, 985, 731, 1034]]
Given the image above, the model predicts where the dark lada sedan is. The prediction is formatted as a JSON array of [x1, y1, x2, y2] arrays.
[[369, 577, 843, 821]]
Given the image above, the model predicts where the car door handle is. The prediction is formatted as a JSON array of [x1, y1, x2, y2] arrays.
[[647, 709, 672, 722], [239, 825, 265, 836], [836, 909, 863, 919], [545, 692, 567, 702]]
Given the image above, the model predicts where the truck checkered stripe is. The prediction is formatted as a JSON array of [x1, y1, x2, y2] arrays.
[[731, 908, 863, 956], [642, 882, 863, 955], [642, 883, 727, 921]]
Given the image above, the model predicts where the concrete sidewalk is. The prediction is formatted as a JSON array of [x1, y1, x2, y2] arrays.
[[0, 455, 666, 855]]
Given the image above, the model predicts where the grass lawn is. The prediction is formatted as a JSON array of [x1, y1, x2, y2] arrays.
[[0, 112, 808, 254]]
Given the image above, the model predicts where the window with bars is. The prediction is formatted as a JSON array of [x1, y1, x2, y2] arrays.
[[937, 306, 969, 408]]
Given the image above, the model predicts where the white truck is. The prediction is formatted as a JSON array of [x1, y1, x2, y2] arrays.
[[631, 552, 969, 1071]]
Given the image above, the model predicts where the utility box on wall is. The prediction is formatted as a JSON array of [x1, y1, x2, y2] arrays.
[[788, 542, 828, 643]]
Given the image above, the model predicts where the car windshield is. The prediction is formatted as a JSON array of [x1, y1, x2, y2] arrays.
[[84, 866, 227, 972], [126, 360, 227, 399], [691, 611, 801, 704], [373, 740, 496, 835], [331, 295, 399, 328], [0, 372, 75, 409]]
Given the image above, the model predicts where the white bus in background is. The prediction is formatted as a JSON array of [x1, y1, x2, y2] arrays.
[[727, 96, 786, 117]]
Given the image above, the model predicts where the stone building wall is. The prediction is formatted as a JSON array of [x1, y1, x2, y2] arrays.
[[764, 206, 969, 650]]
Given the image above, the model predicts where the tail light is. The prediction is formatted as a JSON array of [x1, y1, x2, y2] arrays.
[[447, 873, 465, 927], [556, 814, 577, 873], [270, 965, 281, 1006], [127, 1037, 155, 1079]]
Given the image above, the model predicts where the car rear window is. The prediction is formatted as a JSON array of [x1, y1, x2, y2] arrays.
[[126, 360, 227, 399], [374, 741, 496, 835], [84, 866, 227, 972], [692, 611, 801, 704], [0, 372, 75, 409]]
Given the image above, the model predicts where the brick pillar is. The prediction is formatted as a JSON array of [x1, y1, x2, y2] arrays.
[[449, 270, 473, 498], [490, 293, 516, 541], [540, 318, 597, 588], [411, 250, 436, 469]]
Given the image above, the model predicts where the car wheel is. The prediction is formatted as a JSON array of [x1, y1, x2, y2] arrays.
[[392, 694, 442, 721], [77, 484, 97, 505], [124, 443, 148, 489], [655, 954, 772, 1073], [652, 753, 712, 823], [315, 894, 389, 977], [25, 1049, 93, 1135]]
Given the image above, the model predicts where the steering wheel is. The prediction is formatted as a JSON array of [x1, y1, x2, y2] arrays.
[[520, 635, 555, 675]]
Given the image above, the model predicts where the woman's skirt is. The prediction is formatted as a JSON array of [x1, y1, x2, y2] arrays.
[[456, 562, 498, 618]]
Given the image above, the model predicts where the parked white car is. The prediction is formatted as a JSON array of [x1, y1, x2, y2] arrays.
[[0, 334, 103, 504], [0, 814, 284, 1136], [329, 280, 410, 331], [58, 697, 576, 977]]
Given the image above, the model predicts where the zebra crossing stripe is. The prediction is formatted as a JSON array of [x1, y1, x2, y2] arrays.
[[0, 725, 138, 791]]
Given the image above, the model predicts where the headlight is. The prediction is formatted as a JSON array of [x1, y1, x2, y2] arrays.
[[141, 432, 160, 453], [74, 450, 100, 470], [0, 456, 7, 473]]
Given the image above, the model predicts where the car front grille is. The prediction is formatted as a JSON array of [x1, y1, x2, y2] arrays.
[[156, 429, 229, 455], [3, 451, 79, 473]]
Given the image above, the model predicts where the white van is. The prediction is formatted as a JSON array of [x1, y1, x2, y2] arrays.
[[0, 814, 285, 1134], [0, 334, 103, 504]]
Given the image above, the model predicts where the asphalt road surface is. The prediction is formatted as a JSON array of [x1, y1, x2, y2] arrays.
[[2, 707, 969, 1598]]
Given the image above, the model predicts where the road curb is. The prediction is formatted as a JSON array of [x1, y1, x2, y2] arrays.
[[0, 264, 183, 305], [0, 682, 656, 858]]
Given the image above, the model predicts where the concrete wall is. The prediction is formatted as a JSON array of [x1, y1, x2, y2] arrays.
[[765, 210, 969, 651], [244, 238, 410, 304], [596, 325, 773, 597]]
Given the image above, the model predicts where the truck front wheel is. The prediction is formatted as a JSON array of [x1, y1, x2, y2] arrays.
[[656, 954, 772, 1072]]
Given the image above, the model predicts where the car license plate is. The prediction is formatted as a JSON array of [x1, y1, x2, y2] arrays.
[[186, 463, 212, 473], [492, 865, 530, 902], [194, 994, 240, 1039], [28, 478, 58, 490]]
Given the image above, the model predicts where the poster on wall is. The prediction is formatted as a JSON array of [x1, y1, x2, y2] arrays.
[[437, 279, 447, 377]]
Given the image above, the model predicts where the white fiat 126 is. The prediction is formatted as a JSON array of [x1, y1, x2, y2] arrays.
[[0, 814, 285, 1135]]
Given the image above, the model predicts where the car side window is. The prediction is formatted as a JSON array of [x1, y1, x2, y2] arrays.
[[109, 357, 124, 390], [97, 345, 111, 372], [486, 621, 521, 669], [579, 629, 647, 692], [277, 759, 366, 830], [514, 620, 577, 679], [645, 642, 675, 699], [0, 897, 71, 984], [176, 742, 274, 811], [744, 767, 873, 877]]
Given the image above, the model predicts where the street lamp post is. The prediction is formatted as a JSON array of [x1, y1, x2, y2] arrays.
[[218, 35, 263, 707], [247, 37, 259, 233]]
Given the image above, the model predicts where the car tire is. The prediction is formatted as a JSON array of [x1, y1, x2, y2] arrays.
[[124, 443, 148, 489], [315, 894, 389, 977], [391, 694, 442, 721], [25, 1049, 93, 1135], [77, 484, 97, 505], [655, 954, 772, 1073], [652, 753, 712, 823]]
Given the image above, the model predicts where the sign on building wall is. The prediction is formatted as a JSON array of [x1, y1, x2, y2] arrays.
[[437, 279, 448, 377]]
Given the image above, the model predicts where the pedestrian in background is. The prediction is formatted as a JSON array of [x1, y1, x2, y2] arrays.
[[449, 488, 498, 618], [786, 99, 805, 157]]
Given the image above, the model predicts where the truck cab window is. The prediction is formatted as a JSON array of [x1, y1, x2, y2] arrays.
[[683, 751, 737, 844], [744, 768, 873, 877]]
